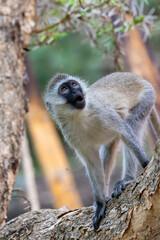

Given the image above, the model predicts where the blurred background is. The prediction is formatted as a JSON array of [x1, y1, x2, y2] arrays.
[[7, 0, 160, 221]]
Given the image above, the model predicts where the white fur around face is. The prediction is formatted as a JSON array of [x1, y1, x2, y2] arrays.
[[44, 74, 88, 120]]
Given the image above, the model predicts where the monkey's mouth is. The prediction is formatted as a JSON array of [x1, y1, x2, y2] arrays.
[[76, 96, 83, 103], [74, 95, 85, 109]]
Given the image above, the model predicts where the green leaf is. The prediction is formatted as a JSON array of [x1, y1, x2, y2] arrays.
[[40, 33, 46, 42], [97, 28, 104, 38], [134, 16, 145, 24], [56, 0, 68, 4], [69, 0, 75, 4]]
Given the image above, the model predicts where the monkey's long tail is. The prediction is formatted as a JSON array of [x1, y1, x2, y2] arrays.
[[149, 106, 160, 139]]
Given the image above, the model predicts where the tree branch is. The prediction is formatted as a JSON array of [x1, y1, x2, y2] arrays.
[[0, 141, 160, 239]]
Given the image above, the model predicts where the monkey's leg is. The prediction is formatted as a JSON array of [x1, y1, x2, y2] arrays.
[[112, 93, 154, 198], [112, 144, 138, 198], [117, 111, 146, 198], [112, 124, 147, 198], [99, 139, 120, 197]]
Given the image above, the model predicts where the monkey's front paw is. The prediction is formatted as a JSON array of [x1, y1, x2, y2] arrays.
[[112, 179, 133, 198], [92, 201, 106, 232], [142, 159, 149, 168]]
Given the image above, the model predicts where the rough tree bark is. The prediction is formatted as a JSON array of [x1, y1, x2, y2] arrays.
[[0, 140, 160, 239], [0, 0, 36, 225]]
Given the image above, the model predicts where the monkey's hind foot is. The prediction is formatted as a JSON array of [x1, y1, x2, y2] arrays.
[[92, 200, 106, 232], [141, 159, 149, 168], [112, 179, 133, 198]]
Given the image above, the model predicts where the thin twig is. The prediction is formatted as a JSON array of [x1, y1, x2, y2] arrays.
[[79, 0, 85, 9], [12, 188, 32, 212]]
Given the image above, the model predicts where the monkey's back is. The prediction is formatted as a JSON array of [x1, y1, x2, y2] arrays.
[[88, 72, 154, 119]]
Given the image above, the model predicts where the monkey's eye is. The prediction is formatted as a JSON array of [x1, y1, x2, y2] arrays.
[[71, 81, 78, 87], [60, 85, 69, 94]]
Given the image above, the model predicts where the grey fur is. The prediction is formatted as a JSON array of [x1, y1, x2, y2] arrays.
[[44, 72, 159, 231]]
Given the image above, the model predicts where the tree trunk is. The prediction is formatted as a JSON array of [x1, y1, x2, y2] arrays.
[[125, 27, 160, 114], [0, 140, 160, 239], [0, 0, 36, 225]]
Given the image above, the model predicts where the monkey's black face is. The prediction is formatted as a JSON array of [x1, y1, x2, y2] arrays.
[[58, 80, 85, 109]]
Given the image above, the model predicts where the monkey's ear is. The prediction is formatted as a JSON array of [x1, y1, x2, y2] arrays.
[[45, 102, 52, 112], [45, 101, 55, 117]]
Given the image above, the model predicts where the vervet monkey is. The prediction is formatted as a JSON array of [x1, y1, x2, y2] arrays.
[[44, 72, 160, 231]]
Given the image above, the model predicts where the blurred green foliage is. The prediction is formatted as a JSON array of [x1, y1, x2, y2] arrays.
[[35, 0, 155, 53], [29, 33, 114, 92]]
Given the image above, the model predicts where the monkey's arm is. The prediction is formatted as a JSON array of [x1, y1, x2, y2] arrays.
[[76, 147, 106, 231], [121, 123, 149, 166]]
